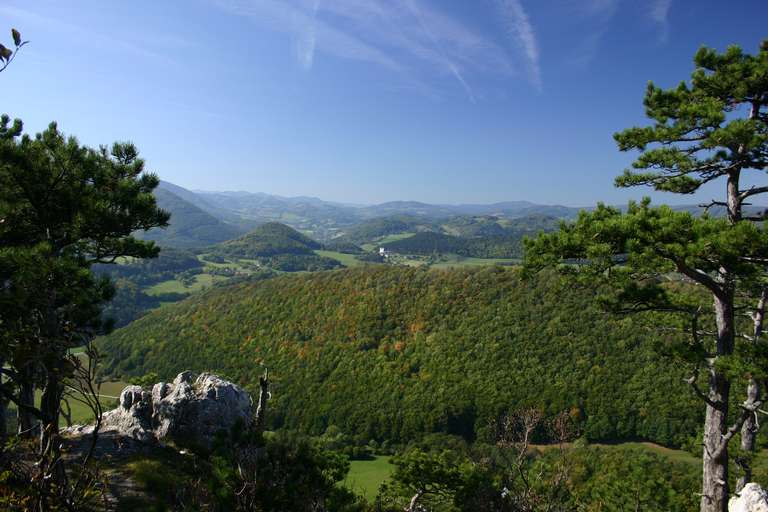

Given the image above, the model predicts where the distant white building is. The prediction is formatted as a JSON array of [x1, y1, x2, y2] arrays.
[[378, 247, 390, 258]]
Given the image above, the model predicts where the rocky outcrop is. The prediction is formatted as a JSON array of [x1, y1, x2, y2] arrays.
[[67, 371, 252, 450], [730, 483, 768, 512]]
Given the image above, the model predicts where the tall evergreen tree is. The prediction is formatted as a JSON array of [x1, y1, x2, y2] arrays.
[[524, 41, 768, 512], [0, 115, 169, 481]]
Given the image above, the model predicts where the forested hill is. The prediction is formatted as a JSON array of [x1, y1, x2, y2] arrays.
[[213, 222, 321, 257], [99, 266, 701, 447], [139, 187, 245, 248]]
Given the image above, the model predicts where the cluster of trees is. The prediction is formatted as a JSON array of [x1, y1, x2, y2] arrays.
[[376, 215, 559, 259], [113, 411, 709, 511], [323, 240, 364, 254], [0, 112, 170, 508], [445, 214, 558, 238], [214, 221, 322, 258], [339, 215, 428, 244], [100, 265, 702, 447], [3, 26, 767, 510], [337, 214, 558, 259], [524, 40, 768, 511], [93, 247, 202, 284], [91, 247, 204, 327], [380, 231, 526, 258], [209, 221, 342, 271], [375, 419, 703, 511], [98, 40, 768, 511], [260, 253, 342, 272], [98, 280, 186, 328]]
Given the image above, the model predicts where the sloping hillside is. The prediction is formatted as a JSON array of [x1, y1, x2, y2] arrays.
[[99, 266, 700, 446], [379, 215, 559, 258], [338, 215, 435, 244], [139, 188, 245, 248], [214, 222, 322, 258]]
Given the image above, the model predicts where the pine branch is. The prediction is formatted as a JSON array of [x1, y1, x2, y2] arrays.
[[740, 186, 768, 201]]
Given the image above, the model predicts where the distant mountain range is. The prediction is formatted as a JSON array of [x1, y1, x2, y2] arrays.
[[145, 180, 766, 249], [191, 185, 587, 222], [138, 187, 247, 248], [146, 181, 582, 247]]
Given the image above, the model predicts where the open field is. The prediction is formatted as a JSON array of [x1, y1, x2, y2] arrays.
[[146, 273, 228, 295], [314, 250, 363, 267], [7, 379, 128, 427], [378, 233, 417, 244], [529, 441, 699, 464], [361, 232, 417, 252], [342, 443, 768, 503], [198, 255, 261, 272], [429, 255, 520, 269], [343, 456, 393, 501]]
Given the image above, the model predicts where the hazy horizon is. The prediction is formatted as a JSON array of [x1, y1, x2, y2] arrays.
[[173, 180, 767, 210]]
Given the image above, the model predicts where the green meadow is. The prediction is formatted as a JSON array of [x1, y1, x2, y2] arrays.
[[343, 456, 394, 501]]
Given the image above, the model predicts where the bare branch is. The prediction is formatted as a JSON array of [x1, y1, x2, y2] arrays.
[[739, 186, 768, 201], [699, 200, 728, 214], [685, 374, 720, 409], [713, 400, 764, 460]]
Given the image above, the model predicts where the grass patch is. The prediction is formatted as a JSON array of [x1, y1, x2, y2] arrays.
[[377, 233, 416, 244], [7, 379, 127, 427], [429, 255, 520, 269], [615, 442, 699, 465], [343, 456, 393, 502], [530, 441, 700, 466], [146, 273, 228, 295], [314, 250, 362, 267]]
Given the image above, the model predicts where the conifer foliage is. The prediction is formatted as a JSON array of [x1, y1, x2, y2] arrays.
[[525, 41, 768, 512], [0, 115, 169, 507]]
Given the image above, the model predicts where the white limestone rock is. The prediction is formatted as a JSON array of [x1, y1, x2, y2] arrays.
[[67, 371, 252, 450], [730, 483, 768, 512]]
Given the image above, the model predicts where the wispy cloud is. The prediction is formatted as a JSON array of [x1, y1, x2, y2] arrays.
[[579, 0, 619, 19], [649, 0, 672, 43], [295, 0, 321, 69], [210, 0, 530, 100], [403, 0, 476, 102], [494, 0, 541, 92], [0, 5, 188, 65]]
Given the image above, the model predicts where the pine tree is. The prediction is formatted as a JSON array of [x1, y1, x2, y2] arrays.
[[524, 41, 768, 512], [0, 115, 169, 492]]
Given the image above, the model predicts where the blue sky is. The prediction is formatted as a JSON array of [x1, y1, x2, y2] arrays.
[[1, 0, 766, 205]]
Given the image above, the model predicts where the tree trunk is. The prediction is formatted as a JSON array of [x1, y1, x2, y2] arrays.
[[39, 372, 62, 459], [701, 371, 730, 512], [17, 375, 36, 437], [738, 287, 766, 491], [0, 398, 5, 442], [737, 379, 759, 491], [406, 490, 423, 512], [254, 372, 269, 435], [700, 293, 735, 512], [0, 362, 6, 442]]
